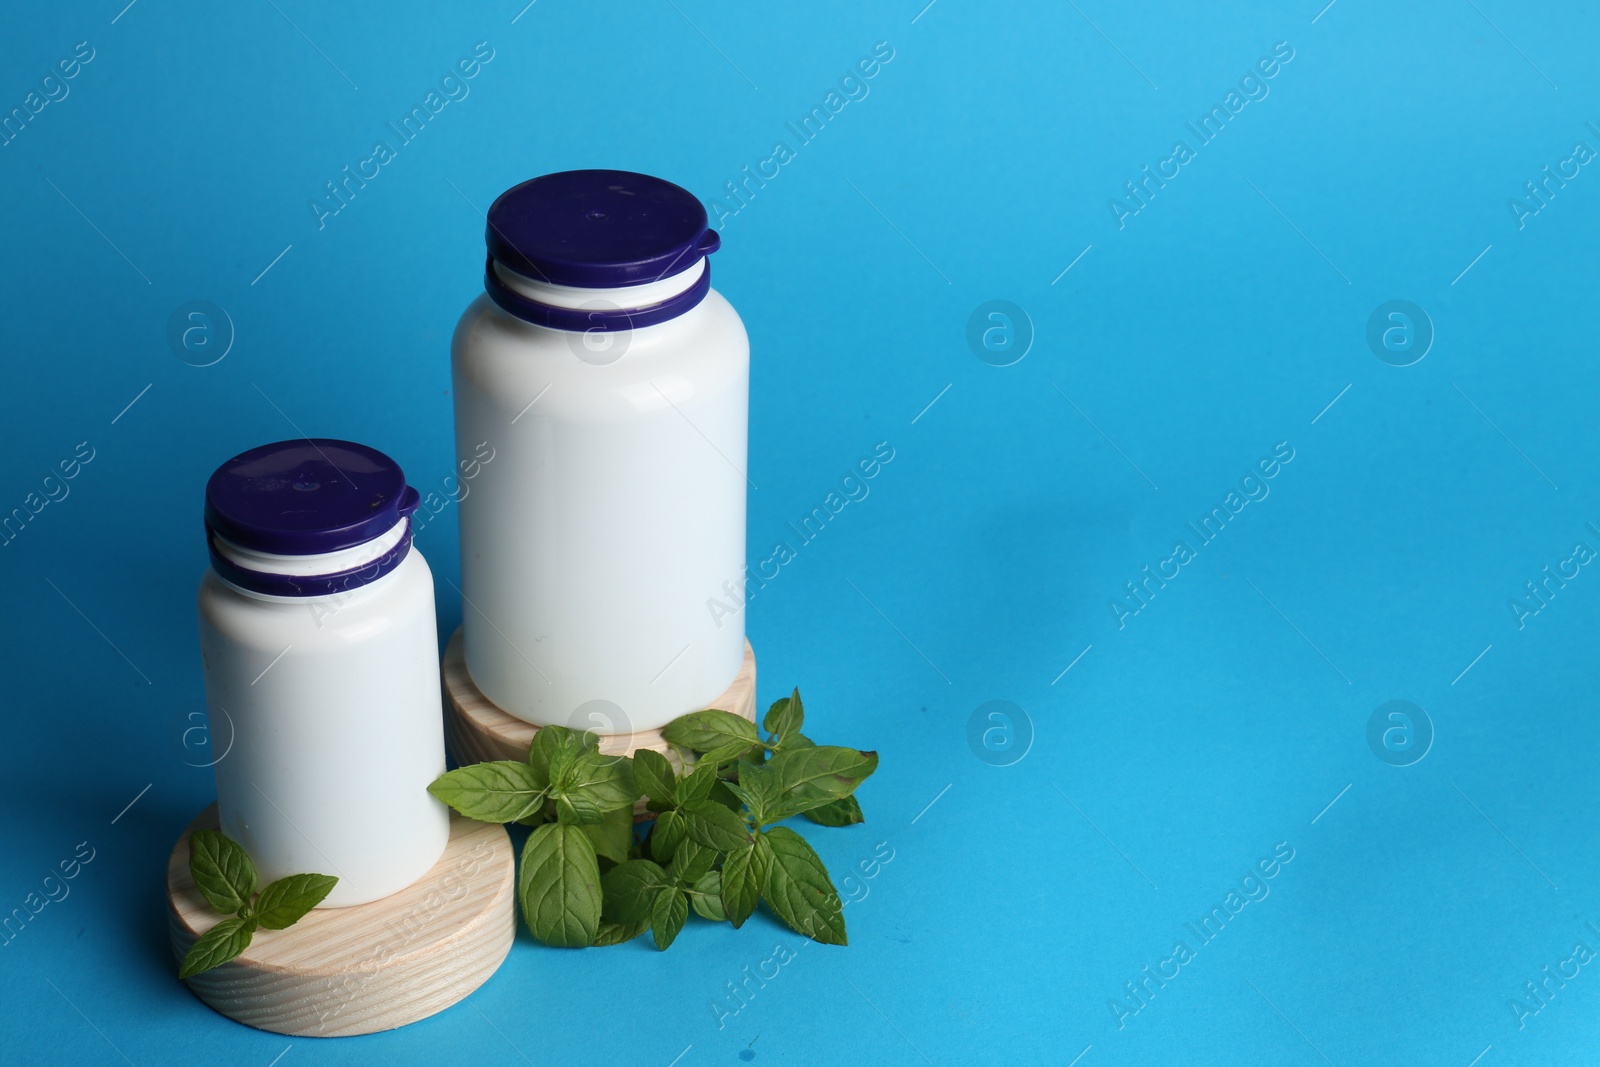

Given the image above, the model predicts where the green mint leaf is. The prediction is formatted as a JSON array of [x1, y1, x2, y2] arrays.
[[690, 871, 726, 921], [723, 781, 762, 821], [527, 724, 585, 784], [670, 841, 717, 886], [554, 796, 603, 826], [632, 749, 677, 810], [601, 859, 670, 924], [764, 746, 878, 822], [705, 779, 748, 816], [684, 800, 750, 853], [661, 709, 759, 756], [759, 826, 846, 945], [803, 795, 865, 827], [254, 873, 338, 930], [518, 823, 602, 947], [649, 887, 688, 951], [762, 688, 805, 746], [593, 919, 649, 946], [428, 761, 547, 824], [179, 915, 257, 979], [553, 750, 638, 818], [704, 740, 761, 767], [188, 829, 258, 915], [675, 757, 721, 808], [726, 762, 779, 826], [650, 809, 688, 864], [580, 804, 635, 866], [720, 839, 767, 928]]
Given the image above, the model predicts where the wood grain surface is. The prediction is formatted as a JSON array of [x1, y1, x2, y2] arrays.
[[166, 805, 515, 1037]]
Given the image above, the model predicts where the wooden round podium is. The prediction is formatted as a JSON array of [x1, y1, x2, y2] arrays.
[[166, 806, 515, 1037]]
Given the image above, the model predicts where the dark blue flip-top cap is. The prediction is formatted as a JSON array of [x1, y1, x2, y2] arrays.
[[204, 439, 420, 556], [486, 170, 720, 289]]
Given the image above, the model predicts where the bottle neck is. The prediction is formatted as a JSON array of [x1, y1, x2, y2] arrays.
[[483, 255, 712, 332], [495, 257, 705, 311], [208, 517, 412, 599]]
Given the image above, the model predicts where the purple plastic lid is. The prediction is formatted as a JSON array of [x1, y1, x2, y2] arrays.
[[486, 170, 721, 289], [204, 439, 420, 556]]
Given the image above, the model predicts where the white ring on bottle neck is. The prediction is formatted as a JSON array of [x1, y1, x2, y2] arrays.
[[211, 517, 409, 578], [493, 257, 706, 311]]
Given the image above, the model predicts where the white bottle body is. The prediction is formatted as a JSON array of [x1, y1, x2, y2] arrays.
[[198, 542, 451, 908], [452, 264, 749, 733]]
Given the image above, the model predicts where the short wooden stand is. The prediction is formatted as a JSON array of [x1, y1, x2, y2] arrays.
[[443, 628, 756, 819], [166, 806, 515, 1037]]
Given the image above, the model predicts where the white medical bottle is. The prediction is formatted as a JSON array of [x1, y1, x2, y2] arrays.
[[197, 438, 451, 907], [452, 169, 749, 734]]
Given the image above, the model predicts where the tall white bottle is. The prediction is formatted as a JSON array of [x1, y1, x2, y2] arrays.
[[451, 170, 749, 734]]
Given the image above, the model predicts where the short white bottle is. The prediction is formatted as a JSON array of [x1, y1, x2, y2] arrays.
[[197, 439, 451, 908], [452, 169, 749, 735]]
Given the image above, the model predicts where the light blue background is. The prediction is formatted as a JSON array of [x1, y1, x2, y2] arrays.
[[2, 1, 1597, 1064]]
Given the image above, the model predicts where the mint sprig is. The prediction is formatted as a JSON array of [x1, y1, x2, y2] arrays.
[[429, 688, 876, 951], [179, 830, 337, 978]]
